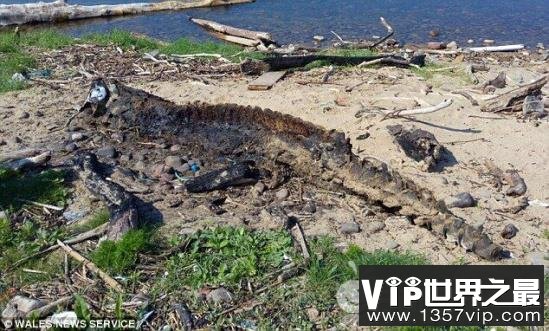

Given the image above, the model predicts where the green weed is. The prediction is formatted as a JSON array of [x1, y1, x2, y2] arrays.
[[69, 208, 109, 235], [82, 29, 160, 51], [91, 229, 151, 275]]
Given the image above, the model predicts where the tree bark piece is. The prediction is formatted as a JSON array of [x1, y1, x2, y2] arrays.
[[481, 75, 548, 112], [1, 0, 254, 26], [77, 153, 138, 241], [57, 240, 124, 292], [190, 17, 273, 44]]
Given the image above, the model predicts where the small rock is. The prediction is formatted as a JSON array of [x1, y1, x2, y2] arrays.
[[483, 39, 495, 45], [366, 221, 385, 233], [313, 35, 325, 42], [467, 39, 474, 44], [11, 72, 26, 82], [160, 172, 175, 182], [18, 112, 30, 119], [134, 161, 146, 171], [35, 110, 44, 117], [2, 295, 44, 320], [12, 136, 22, 144], [151, 163, 168, 178], [0, 139, 6, 146], [386, 240, 400, 250], [306, 307, 320, 321], [275, 188, 289, 200], [207, 287, 233, 304], [120, 154, 132, 163], [70, 132, 86, 141], [446, 41, 458, 50], [445, 192, 476, 208], [522, 95, 544, 116], [340, 222, 360, 234], [165, 156, 182, 169], [254, 182, 266, 194], [303, 200, 317, 214], [169, 144, 182, 152], [64, 142, 78, 152], [501, 224, 518, 239], [427, 42, 446, 50], [96, 146, 116, 158], [356, 133, 370, 140], [63, 209, 88, 223]]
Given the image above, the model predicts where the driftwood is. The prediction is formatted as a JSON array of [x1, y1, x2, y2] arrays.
[[208, 31, 260, 47], [333, 17, 394, 49], [77, 153, 138, 241], [388, 125, 445, 172], [185, 163, 258, 193], [190, 17, 274, 46], [0, 0, 254, 26], [468, 44, 525, 53], [57, 240, 123, 292], [382, 99, 454, 119], [481, 75, 548, 112]]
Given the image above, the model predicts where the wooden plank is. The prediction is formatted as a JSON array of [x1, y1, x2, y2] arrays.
[[248, 71, 287, 90]]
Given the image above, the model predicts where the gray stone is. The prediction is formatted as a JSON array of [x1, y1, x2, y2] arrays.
[[207, 287, 233, 304], [165, 156, 182, 169], [63, 209, 88, 223], [446, 41, 458, 50], [96, 146, 116, 158], [386, 240, 400, 250], [169, 144, 182, 152], [367, 221, 385, 233], [18, 112, 30, 119], [467, 39, 474, 44], [500, 223, 518, 239], [445, 192, 475, 208], [2, 296, 44, 320], [303, 200, 317, 214], [522, 95, 544, 116], [11, 73, 26, 82], [254, 182, 266, 194], [340, 222, 360, 234], [70, 132, 86, 141], [64, 142, 78, 152], [134, 161, 146, 171], [275, 188, 289, 200]]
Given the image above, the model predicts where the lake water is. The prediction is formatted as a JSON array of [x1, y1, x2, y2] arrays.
[[3, 0, 549, 47]]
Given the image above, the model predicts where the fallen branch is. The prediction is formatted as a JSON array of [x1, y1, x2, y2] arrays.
[[57, 239, 124, 292], [321, 65, 335, 83], [11, 223, 108, 269], [370, 17, 394, 48], [0, 0, 255, 26], [481, 75, 548, 112], [382, 99, 453, 120]]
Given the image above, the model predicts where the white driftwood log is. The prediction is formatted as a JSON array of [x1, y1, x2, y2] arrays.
[[0, 0, 254, 26], [190, 17, 273, 42], [383, 99, 454, 119], [468, 44, 525, 53]]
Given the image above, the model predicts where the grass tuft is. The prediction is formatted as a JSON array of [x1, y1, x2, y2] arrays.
[[69, 208, 109, 235], [82, 29, 160, 51], [91, 229, 151, 275]]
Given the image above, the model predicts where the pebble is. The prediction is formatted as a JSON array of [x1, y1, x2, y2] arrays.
[[275, 188, 289, 200], [64, 142, 78, 152], [12, 136, 22, 144], [18, 112, 30, 119], [501, 224, 519, 239], [446, 41, 458, 50], [254, 182, 266, 194], [366, 221, 385, 233], [165, 156, 183, 169], [467, 39, 474, 44], [96, 146, 116, 158], [70, 132, 86, 141], [522, 95, 544, 116], [340, 222, 360, 234], [385, 240, 400, 250], [445, 192, 475, 208], [306, 307, 320, 321], [427, 42, 446, 50], [169, 144, 182, 152], [313, 35, 325, 42], [207, 287, 233, 304], [303, 200, 317, 214], [134, 161, 146, 171]]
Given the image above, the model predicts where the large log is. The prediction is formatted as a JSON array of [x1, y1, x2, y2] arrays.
[[0, 0, 255, 26], [190, 17, 274, 43], [481, 75, 548, 112]]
